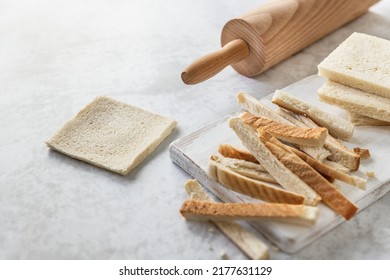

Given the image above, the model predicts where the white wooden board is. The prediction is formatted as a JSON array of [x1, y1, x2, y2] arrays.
[[169, 75, 390, 253]]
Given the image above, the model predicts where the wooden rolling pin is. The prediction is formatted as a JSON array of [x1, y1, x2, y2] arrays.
[[181, 0, 378, 85]]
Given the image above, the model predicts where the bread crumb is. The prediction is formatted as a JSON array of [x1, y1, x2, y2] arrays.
[[365, 171, 375, 178], [208, 227, 215, 233], [353, 147, 371, 159], [220, 251, 230, 260], [271, 245, 280, 252], [208, 241, 213, 251]]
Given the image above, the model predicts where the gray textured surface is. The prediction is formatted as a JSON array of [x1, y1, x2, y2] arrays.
[[0, 0, 389, 259]]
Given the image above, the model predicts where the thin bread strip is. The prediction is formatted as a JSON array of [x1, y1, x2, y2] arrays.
[[317, 32, 390, 99], [278, 108, 360, 170], [184, 179, 269, 260], [240, 112, 328, 147], [219, 143, 258, 164], [323, 160, 351, 173], [208, 159, 304, 204], [266, 138, 366, 190], [353, 148, 371, 160], [211, 154, 277, 184], [229, 117, 320, 206], [219, 144, 335, 183], [237, 92, 330, 161], [272, 90, 354, 140], [180, 200, 319, 226], [318, 80, 390, 122], [260, 132, 359, 220], [348, 112, 390, 126]]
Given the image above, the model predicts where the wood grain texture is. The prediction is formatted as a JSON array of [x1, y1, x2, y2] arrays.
[[222, 0, 378, 77]]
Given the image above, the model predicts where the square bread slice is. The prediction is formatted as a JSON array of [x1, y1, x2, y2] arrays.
[[47, 96, 176, 175], [318, 32, 390, 99], [318, 80, 390, 122]]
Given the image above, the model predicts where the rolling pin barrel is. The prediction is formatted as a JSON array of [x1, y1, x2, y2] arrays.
[[182, 0, 378, 85]]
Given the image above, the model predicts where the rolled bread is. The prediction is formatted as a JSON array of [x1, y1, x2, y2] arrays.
[[46, 96, 176, 175]]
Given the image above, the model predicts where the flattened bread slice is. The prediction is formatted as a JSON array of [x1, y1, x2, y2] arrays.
[[348, 112, 390, 126], [272, 90, 354, 140], [318, 81, 390, 122], [47, 96, 176, 175], [208, 159, 304, 204], [241, 112, 327, 147], [180, 200, 319, 226], [184, 179, 269, 260], [260, 132, 359, 220], [237, 92, 330, 161], [229, 117, 320, 206]]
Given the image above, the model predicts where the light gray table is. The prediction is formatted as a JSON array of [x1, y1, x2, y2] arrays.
[[1, 0, 389, 259]]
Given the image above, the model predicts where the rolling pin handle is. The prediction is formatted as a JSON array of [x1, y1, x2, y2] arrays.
[[181, 39, 250, 85]]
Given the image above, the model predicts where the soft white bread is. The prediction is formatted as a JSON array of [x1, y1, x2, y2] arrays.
[[272, 90, 354, 140], [348, 112, 390, 126], [180, 200, 319, 226], [240, 112, 328, 147], [260, 132, 359, 220], [318, 80, 390, 122], [219, 143, 258, 164], [46, 96, 176, 175], [184, 179, 269, 260], [229, 117, 320, 206], [237, 92, 330, 161], [278, 109, 360, 171], [318, 32, 390, 99], [208, 159, 305, 204], [210, 154, 277, 184]]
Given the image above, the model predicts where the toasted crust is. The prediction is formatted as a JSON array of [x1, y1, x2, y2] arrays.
[[229, 117, 320, 206], [272, 90, 354, 140], [180, 200, 319, 226], [278, 109, 360, 170], [240, 112, 328, 147], [260, 132, 359, 220], [219, 143, 258, 164], [353, 148, 371, 159], [237, 92, 330, 161], [208, 159, 304, 204], [184, 179, 269, 260], [210, 154, 277, 184]]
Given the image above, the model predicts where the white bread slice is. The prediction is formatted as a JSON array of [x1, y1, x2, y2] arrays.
[[318, 32, 390, 99], [260, 132, 359, 220], [278, 109, 360, 170], [240, 112, 327, 147], [323, 160, 351, 173], [229, 117, 320, 206], [184, 179, 269, 260], [180, 200, 319, 226], [210, 154, 277, 184], [348, 112, 390, 126], [237, 92, 330, 161], [219, 143, 258, 164], [208, 159, 304, 204], [318, 80, 390, 122], [272, 90, 354, 140], [46, 96, 176, 175]]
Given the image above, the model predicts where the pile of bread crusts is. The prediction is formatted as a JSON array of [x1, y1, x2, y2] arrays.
[[180, 32, 390, 229]]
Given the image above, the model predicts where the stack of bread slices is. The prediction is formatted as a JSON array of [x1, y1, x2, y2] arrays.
[[317, 32, 390, 126]]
